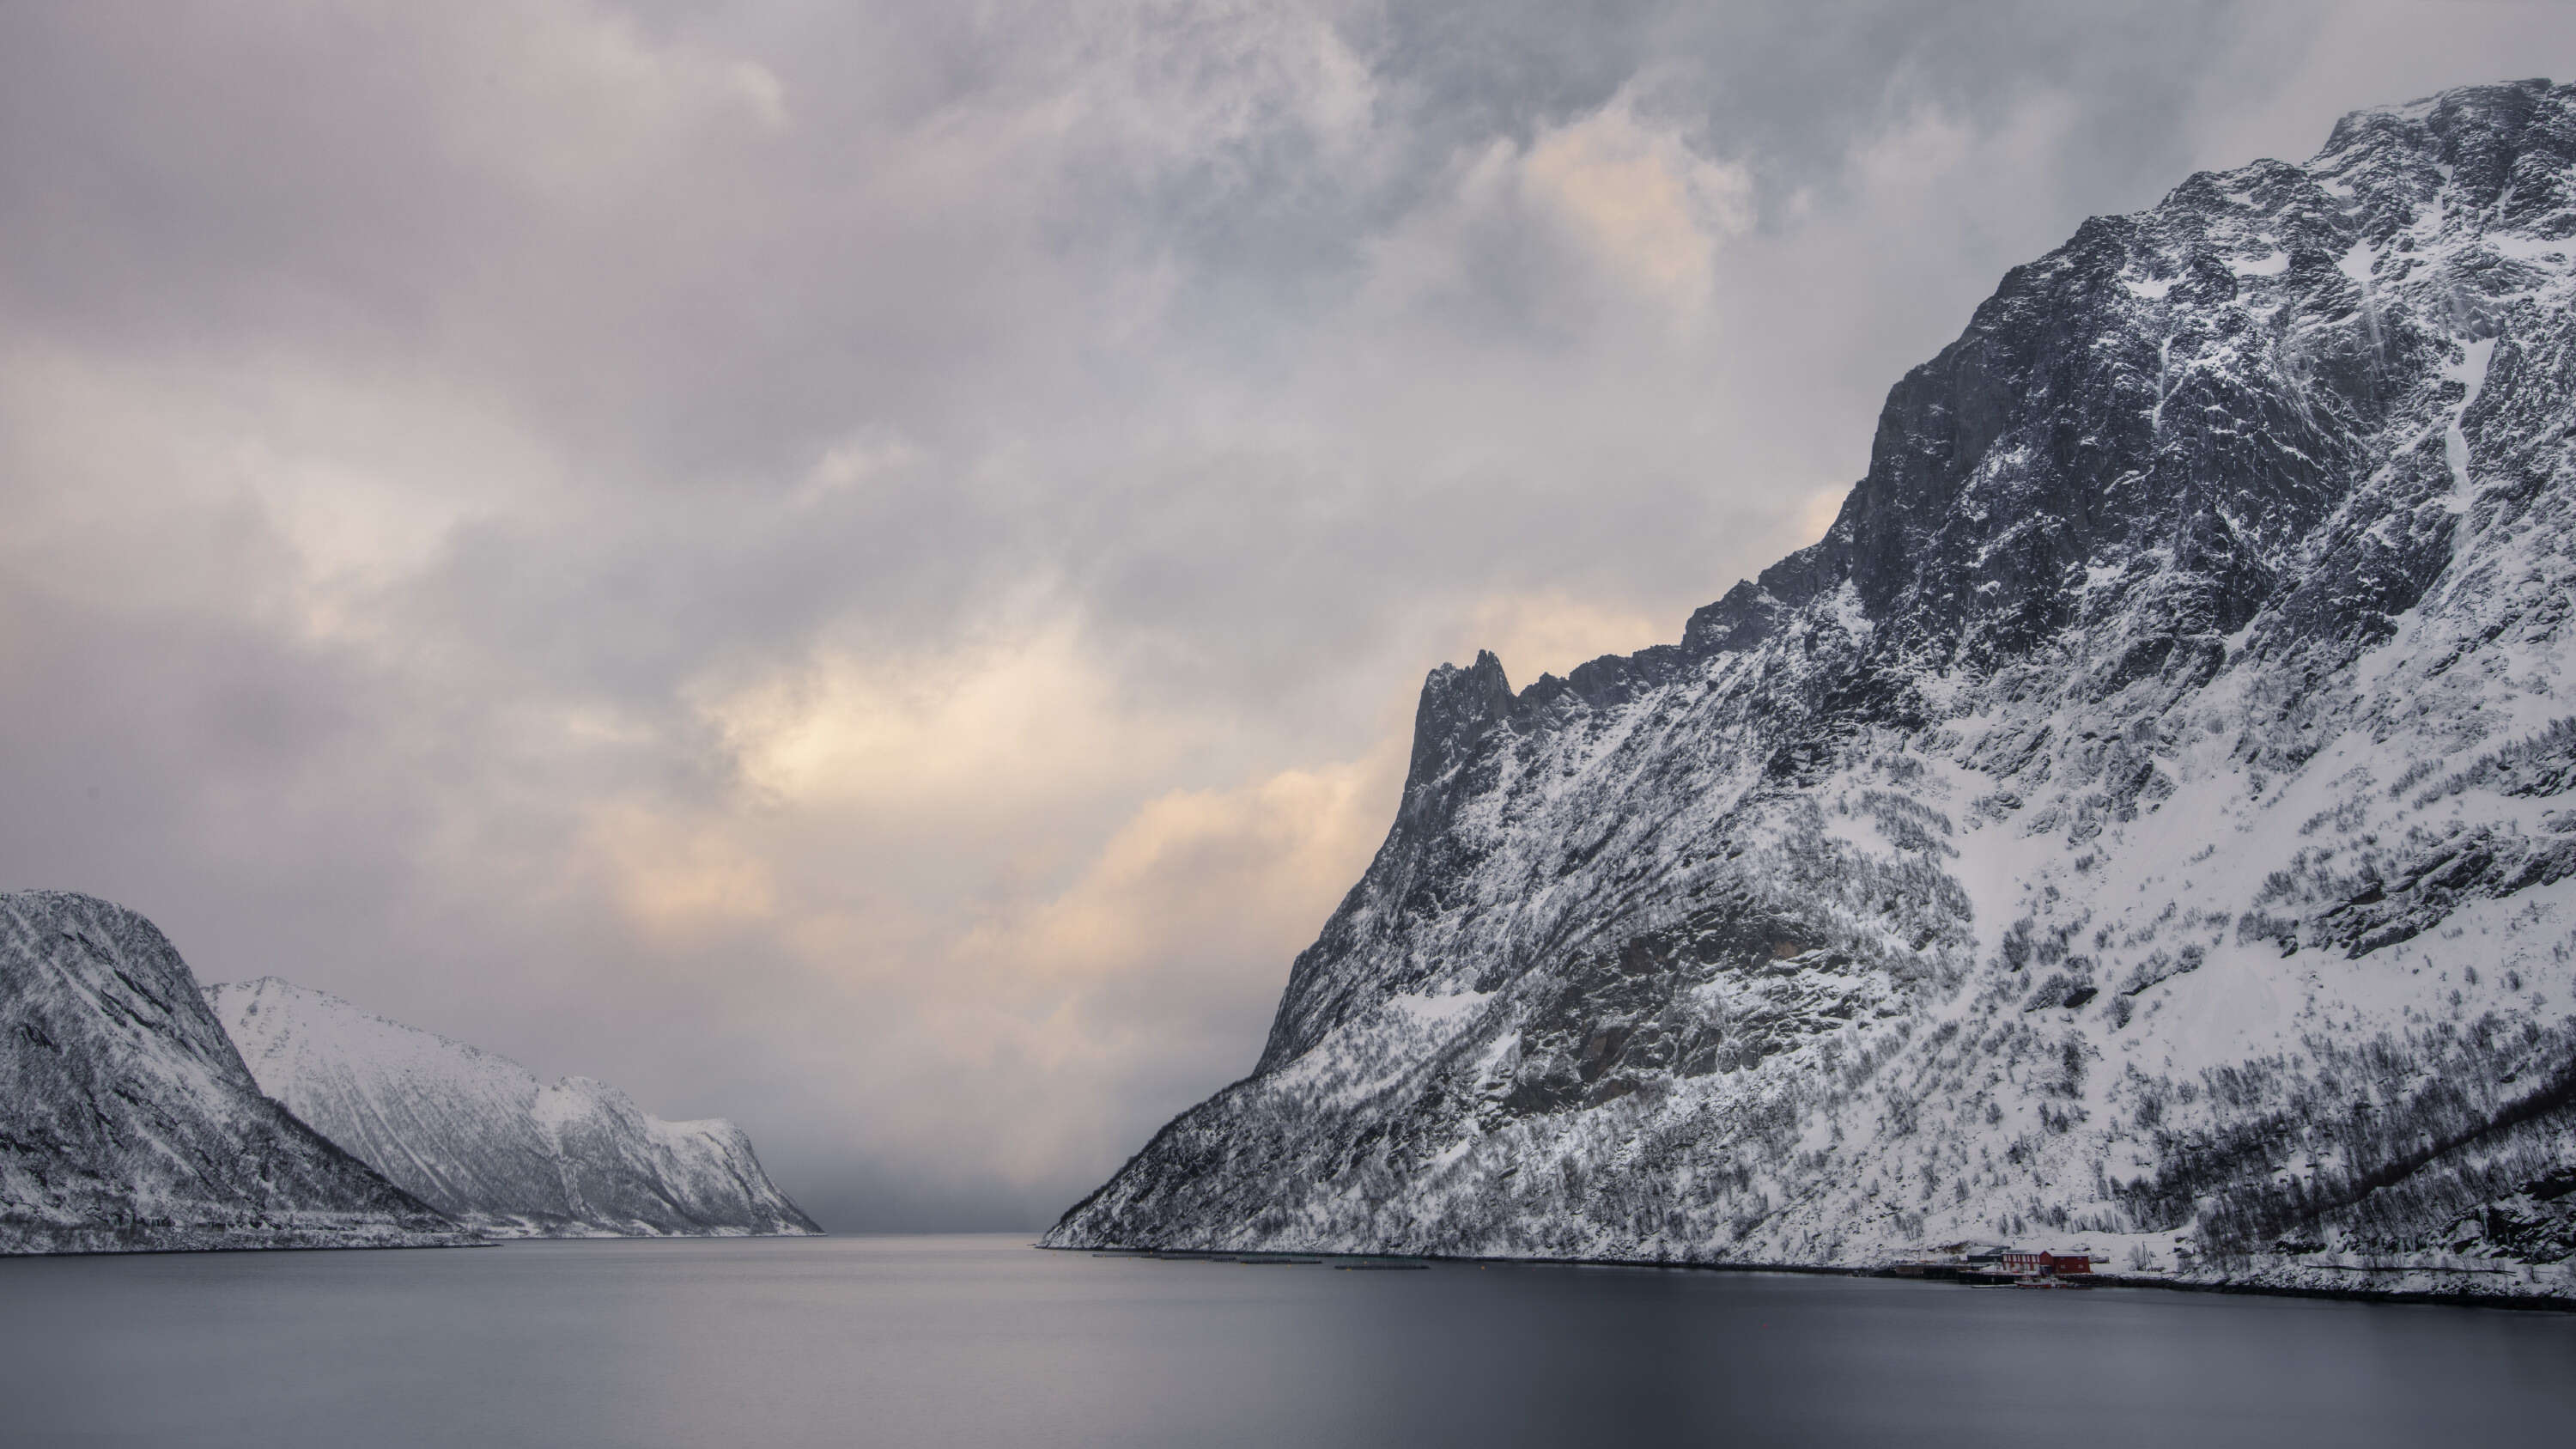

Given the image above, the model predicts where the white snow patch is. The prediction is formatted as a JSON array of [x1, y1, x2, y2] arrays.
[[1391, 989, 1494, 1027], [2442, 336, 2497, 505], [1827, 579, 1872, 639], [2231, 248, 2290, 278]]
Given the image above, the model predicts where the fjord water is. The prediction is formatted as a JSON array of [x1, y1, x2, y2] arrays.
[[3, 1236, 2570, 1447]]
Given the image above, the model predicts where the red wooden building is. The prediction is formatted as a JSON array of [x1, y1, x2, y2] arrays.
[[2002, 1251, 2093, 1276]]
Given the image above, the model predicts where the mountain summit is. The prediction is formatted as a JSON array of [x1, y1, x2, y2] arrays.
[[210, 978, 819, 1238], [1047, 81, 2576, 1299]]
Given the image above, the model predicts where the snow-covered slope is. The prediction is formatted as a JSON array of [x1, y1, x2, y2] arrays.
[[1, 892, 462, 1254], [1048, 81, 2576, 1301], [210, 978, 819, 1238]]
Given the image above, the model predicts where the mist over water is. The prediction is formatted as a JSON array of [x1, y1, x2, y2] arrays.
[[3, 1236, 2569, 1447]]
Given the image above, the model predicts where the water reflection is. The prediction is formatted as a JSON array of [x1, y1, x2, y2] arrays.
[[1, 1235, 2568, 1447]]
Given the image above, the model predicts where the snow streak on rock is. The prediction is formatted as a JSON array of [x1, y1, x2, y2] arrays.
[[0, 892, 462, 1254], [1048, 81, 2576, 1301], [210, 978, 819, 1238]]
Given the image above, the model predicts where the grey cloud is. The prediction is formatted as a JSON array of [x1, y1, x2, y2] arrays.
[[5, 0, 2572, 1230]]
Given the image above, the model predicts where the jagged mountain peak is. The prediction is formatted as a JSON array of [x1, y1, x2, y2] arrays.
[[1058, 81, 2576, 1301], [1409, 76, 2576, 754], [1409, 648, 1516, 778]]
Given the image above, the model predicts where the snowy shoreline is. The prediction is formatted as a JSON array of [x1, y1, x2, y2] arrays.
[[0, 1235, 493, 1260], [1038, 1240, 2576, 1312]]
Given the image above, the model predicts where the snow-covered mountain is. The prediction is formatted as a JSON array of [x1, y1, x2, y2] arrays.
[[0, 892, 462, 1254], [210, 978, 819, 1238], [1047, 80, 2576, 1301]]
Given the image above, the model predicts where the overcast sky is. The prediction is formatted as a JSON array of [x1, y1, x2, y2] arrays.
[[3, 1, 2571, 1229]]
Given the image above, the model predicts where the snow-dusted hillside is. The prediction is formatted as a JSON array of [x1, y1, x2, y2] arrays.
[[0, 892, 462, 1254], [210, 978, 818, 1238], [1048, 81, 2576, 1301]]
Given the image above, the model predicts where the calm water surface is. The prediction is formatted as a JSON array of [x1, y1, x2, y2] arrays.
[[2, 1233, 2570, 1446]]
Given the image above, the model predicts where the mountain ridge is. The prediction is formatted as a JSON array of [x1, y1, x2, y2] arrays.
[[0, 890, 465, 1254], [1047, 79, 2576, 1301], [210, 977, 820, 1238]]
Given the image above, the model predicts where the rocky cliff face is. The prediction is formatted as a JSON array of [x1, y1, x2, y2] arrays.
[[210, 977, 818, 1238], [1047, 80, 2576, 1300], [0, 892, 461, 1254]]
